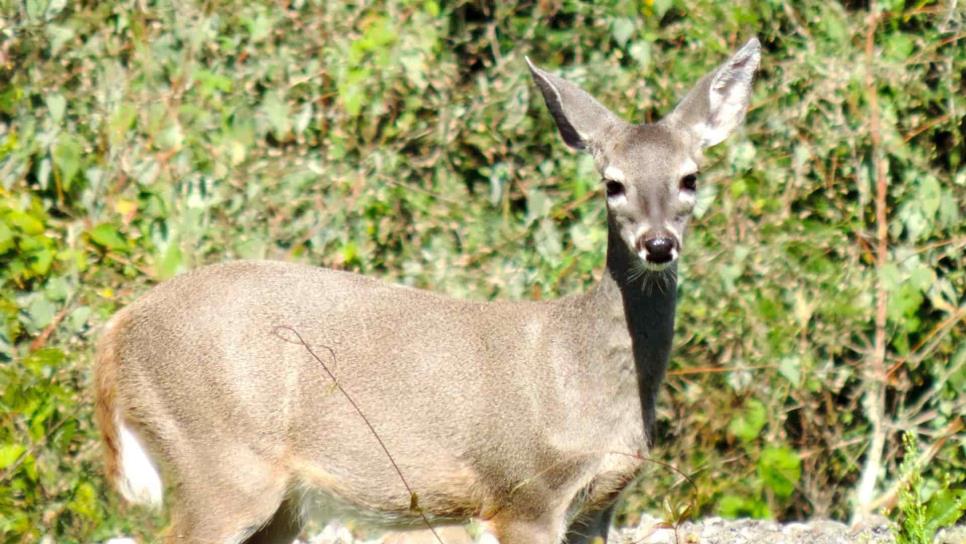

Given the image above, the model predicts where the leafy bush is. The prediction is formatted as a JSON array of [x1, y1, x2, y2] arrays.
[[0, 0, 962, 540], [892, 433, 966, 544]]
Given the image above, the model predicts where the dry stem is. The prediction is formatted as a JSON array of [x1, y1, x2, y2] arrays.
[[853, 5, 891, 521]]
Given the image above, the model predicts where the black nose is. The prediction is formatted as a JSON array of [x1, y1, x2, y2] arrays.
[[644, 237, 675, 263]]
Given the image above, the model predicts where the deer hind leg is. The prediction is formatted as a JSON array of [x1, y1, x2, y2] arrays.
[[164, 485, 296, 544], [487, 511, 566, 544], [162, 454, 297, 544]]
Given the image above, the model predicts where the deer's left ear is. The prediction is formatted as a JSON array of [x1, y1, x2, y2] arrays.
[[665, 38, 760, 149]]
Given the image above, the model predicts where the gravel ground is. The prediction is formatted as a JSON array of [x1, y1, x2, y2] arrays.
[[290, 516, 966, 544], [104, 518, 966, 544], [621, 515, 896, 544]]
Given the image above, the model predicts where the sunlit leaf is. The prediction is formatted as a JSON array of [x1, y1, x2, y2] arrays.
[[52, 134, 83, 190], [728, 399, 767, 443], [88, 223, 127, 252], [758, 446, 802, 499]]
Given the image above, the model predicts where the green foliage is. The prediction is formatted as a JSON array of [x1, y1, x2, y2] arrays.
[[893, 433, 966, 544], [728, 398, 767, 443], [758, 446, 802, 500], [0, 0, 962, 540]]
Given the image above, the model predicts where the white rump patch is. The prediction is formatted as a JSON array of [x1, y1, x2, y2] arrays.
[[117, 417, 163, 508]]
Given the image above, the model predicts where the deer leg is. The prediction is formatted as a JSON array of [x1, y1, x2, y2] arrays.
[[162, 455, 293, 544], [563, 502, 616, 544], [164, 486, 289, 544], [244, 496, 304, 544], [488, 513, 565, 544]]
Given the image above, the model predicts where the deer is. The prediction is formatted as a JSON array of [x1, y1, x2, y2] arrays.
[[94, 38, 760, 544]]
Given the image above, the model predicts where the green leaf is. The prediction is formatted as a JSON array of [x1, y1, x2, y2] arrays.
[[194, 68, 233, 95], [108, 102, 138, 146], [651, 0, 673, 17], [7, 209, 44, 235], [261, 92, 291, 139], [67, 481, 98, 519], [338, 67, 371, 117], [887, 283, 923, 332], [917, 175, 941, 219], [246, 13, 272, 43], [46, 93, 66, 122], [728, 399, 767, 443], [820, 7, 847, 45], [156, 243, 183, 280], [526, 188, 552, 225], [718, 493, 771, 519], [629, 41, 651, 68], [156, 121, 184, 151], [67, 305, 92, 332], [758, 446, 802, 499], [46, 24, 75, 55], [23, 348, 66, 373], [52, 133, 83, 190], [535, 218, 562, 262], [0, 84, 23, 114], [0, 221, 13, 253], [88, 223, 127, 252], [885, 33, 915, 61], [30, 247, 53, 275], [925, 488, 966, 535], [25, 296, 57, 330], [0, 443, 25, 470], [611, 18, 635, 48], [778, 356, 801, 386]]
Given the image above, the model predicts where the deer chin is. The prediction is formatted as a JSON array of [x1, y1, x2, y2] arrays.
[[640, 260, 674, 272], [637, 247, 679, 272]]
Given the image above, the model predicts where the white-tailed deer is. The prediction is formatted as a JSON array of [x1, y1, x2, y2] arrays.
[[95, 38, 760, 544]]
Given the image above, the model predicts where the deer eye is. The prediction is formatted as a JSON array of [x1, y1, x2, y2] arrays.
[[604, 180, 625, 198], [680, 173, 698, 192]]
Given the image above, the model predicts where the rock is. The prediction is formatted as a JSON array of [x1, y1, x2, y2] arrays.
[[935, 526, 966, 544], [621, 515, 895, 544]]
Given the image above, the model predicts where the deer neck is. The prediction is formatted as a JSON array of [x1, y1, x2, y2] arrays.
[[587, 225, 678, 445]]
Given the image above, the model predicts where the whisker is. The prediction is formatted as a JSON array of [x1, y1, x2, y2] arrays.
[[636, 264, 678, 295]]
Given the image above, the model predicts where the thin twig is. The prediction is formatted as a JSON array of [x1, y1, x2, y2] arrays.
[[273, 325, 446, 544], [666, 364, 777, 377], [886, 305, 966, 377], [902, 113, 952, 143], [29, 304, 72, 351]]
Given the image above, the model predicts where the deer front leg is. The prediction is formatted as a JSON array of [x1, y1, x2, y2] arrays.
[[489, 518, 562, 544], [563, 503, 616, 544], [486, 505, 568, 544]]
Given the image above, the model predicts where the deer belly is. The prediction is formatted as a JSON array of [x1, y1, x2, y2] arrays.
[[290, 455, 482, 530]]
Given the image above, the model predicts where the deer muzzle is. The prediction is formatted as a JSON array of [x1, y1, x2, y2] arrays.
[[636, 232, 679, 267]]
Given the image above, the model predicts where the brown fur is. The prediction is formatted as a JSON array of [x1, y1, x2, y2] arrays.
[[93, 310, 127, 491]]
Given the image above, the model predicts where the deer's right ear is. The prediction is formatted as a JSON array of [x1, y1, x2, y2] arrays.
[[526, 58, 622, 151]]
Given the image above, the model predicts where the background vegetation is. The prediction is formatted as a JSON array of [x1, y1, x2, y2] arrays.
[[0, 0, 963, 541]]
